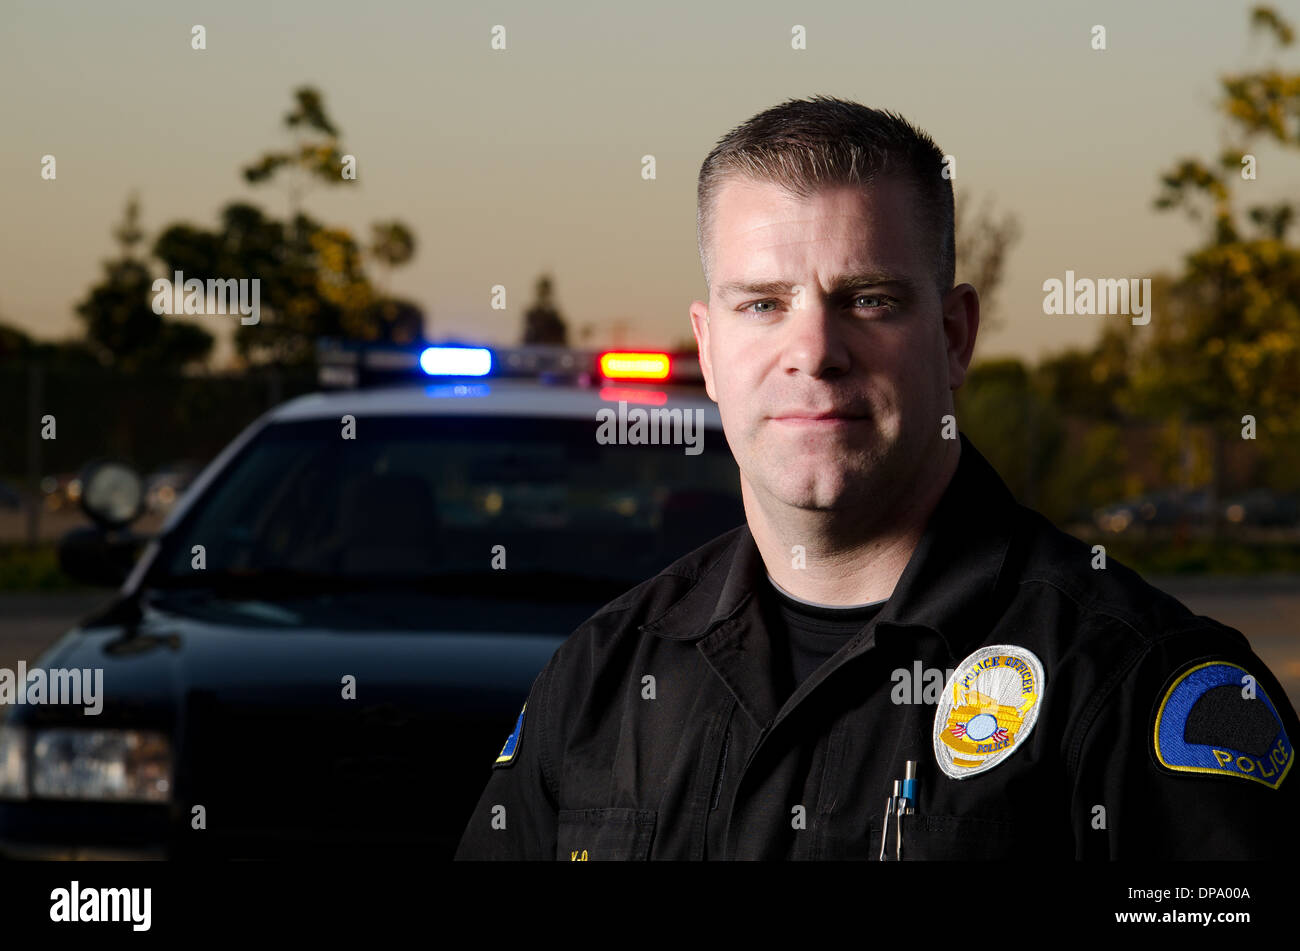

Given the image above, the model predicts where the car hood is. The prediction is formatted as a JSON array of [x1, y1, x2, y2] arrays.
[[17, 598, 565, 727], [5, 596, 571, 856]]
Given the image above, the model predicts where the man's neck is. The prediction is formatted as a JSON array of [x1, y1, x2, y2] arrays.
[[746, 438, 961, 606]]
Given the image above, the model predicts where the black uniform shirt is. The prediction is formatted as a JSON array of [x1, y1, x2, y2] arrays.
[[455, 433, 1300, 860], [761, 575, 887, 690]]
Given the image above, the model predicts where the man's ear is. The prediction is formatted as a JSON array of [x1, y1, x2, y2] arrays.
[[942, 282, 980, 390], [689, 300, 717, 402]]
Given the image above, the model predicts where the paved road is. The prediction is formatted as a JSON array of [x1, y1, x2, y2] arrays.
[[1, 581, 1296, 708]]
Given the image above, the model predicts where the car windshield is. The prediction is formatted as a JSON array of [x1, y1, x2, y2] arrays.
[[147, 413, 743, 601]]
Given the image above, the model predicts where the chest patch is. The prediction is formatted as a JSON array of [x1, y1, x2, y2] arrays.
[[933, 645, 1045, 779], [1153, 661, 1292, 789]]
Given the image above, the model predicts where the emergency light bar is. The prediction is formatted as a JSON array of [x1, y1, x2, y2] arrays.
[[315, 340, 703, 389]]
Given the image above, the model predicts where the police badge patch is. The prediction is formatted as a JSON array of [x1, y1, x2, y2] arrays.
[[1153, 661, 1293, 789], [933, 645, 1045, 779]]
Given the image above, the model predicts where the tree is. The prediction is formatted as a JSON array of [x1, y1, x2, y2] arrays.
[[1135, 5, 1300, 521], [1035, 323, 1134, 422], [150, 88, 425, 365], [370, 222, 416, 276], [242, 87, 348, 223], [368, 222, 424, 344], [955, 358, 1063, 512], [75, 195, 213, 372]]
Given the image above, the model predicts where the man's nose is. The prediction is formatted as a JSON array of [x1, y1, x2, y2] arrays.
[[780, 297, 851, 378]]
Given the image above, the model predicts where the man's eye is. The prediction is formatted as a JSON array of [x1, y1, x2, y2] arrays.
[[741, 300, 779, 315], [853, 294, 894, 310]]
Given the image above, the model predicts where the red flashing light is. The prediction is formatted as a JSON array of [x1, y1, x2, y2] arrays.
[[599, 351, 671, 381]]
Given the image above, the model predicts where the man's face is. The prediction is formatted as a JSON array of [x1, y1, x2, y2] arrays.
[[690, 175, 974, 515]]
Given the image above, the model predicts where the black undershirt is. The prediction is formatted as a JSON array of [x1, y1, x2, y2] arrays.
[[760, 576, 887, 693]]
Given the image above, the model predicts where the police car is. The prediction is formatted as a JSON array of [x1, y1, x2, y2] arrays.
[[0, 342, 742, 859]]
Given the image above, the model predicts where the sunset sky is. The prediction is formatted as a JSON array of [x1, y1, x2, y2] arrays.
[[3, 0, 1297, 366]]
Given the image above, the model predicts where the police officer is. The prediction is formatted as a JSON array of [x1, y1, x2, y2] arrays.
[[455, 96, 1299, 860]]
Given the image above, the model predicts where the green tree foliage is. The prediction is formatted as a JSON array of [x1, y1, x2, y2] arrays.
[[370, 221, 416, 271], [74, 195, 213, 372], [1132, 5, 1300, 502], [1035, 324, 1132, 422], [154, 204, 337, 365], [1039, 423, 1131, 524], [1018, 7, 1300, 519], [242, 87, 347, 219], [955, 359, 1063, 511], [151, 87, 424, 366]]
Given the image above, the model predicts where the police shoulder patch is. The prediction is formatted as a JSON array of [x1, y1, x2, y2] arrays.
[[933, 645, 1045, 779], [1152, 660, 1293, 789], [494, 702, 527, 768]]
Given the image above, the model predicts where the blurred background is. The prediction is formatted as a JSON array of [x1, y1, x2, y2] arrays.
[[2, 1, 1299, 701]]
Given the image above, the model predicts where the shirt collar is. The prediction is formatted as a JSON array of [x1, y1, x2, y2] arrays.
[[640, 433, 1023, 660]]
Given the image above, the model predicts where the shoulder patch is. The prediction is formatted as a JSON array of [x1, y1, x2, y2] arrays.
[[1152, 661, 1293, 789], [933, 645, 1045, 779], [494, 703, 527, 768]]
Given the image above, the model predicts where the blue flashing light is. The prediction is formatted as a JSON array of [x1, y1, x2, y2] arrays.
[[419, 346, 492, 377]]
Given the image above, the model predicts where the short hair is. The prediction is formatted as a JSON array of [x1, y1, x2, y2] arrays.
[[696, 95, 954, 300]]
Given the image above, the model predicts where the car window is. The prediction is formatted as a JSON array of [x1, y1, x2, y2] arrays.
[[150, 414, 744, 591]]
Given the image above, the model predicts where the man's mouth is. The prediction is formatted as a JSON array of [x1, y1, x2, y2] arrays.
[[769, 407, 869, 420], [769, 410, 870, 427]]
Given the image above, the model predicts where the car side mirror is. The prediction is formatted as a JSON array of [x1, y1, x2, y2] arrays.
[[55, 461, 147, 587], [79, 460, 145, 529]]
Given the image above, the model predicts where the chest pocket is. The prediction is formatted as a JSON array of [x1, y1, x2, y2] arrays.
[[867, 814, 1019, 861], [557, 808, 657, 861]]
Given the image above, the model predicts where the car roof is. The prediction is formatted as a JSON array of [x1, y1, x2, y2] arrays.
[[269, 379, 724, 425]]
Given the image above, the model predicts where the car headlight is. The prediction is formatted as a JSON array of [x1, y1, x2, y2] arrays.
[[0, 727, 27, 798], [29, 729, 171, 803]]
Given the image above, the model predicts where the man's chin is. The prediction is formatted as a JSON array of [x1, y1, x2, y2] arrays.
[[764, 479, 870, 513]]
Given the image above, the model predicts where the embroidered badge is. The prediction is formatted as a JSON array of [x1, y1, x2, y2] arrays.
[[933, 645, 1045, 779], [1152, 661, 1293, 789], [493, 702, 526, 768]]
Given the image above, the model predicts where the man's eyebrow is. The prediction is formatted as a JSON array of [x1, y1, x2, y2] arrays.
[[714, 271, 918, 298]]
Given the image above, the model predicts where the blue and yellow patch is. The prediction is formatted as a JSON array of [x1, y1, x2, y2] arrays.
[[1153, 661, 1293, 789], [494, 703, 526, 768]]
